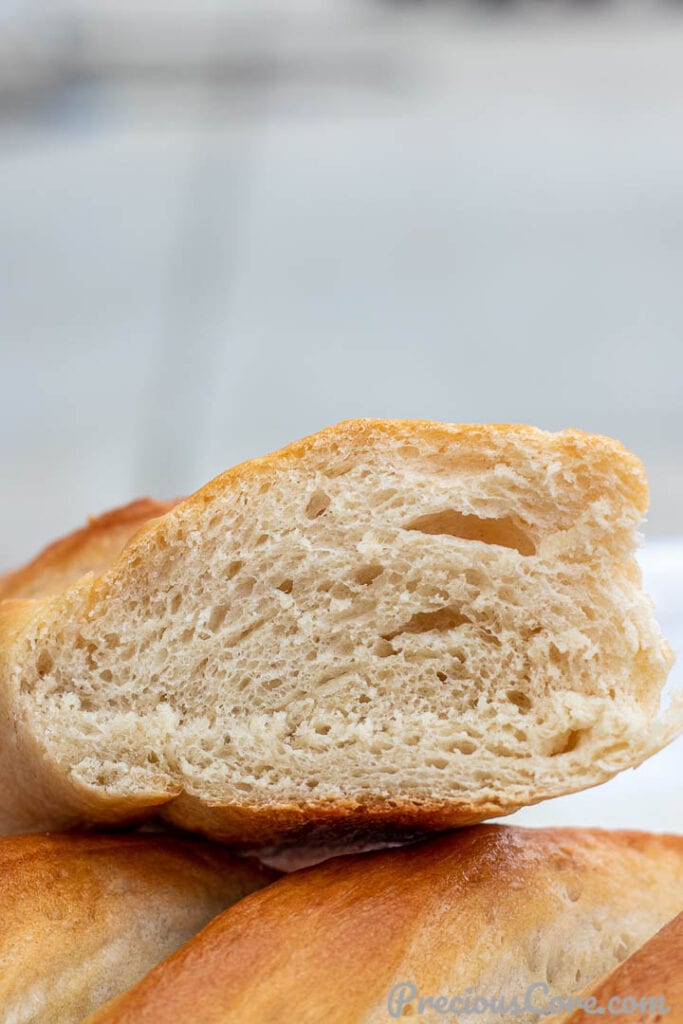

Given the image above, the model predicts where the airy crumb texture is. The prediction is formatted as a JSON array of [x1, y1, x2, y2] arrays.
[[0, 420, 679, 844], [0, 832, 274, 1024], [83, 826, 683, 1024]]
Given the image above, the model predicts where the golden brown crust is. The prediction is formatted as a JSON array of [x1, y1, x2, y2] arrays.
[[159, 750, 667, 852], [0, 831, 276, 1024], [0, 421, 661, 841], [0, 497, 178, 601], [160, 789, 510, 851], [551, 913, 683, 1024], [85, 826, 683, 1024], [0, 421, 648, 608]]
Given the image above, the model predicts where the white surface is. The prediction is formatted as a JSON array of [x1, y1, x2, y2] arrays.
[[507, 540, 683, 834]]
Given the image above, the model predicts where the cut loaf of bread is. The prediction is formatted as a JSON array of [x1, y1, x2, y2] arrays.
[[84, 826, 683, 1024], [0, 831, 274, 1024], [0, 420, 679, 845]]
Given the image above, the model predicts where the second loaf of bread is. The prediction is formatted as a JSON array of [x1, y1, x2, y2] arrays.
[[0, 831, 274, 1023], [549, 912, 683, 1024], [85, 826, 683, 1024]]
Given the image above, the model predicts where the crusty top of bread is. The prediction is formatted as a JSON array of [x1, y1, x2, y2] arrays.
[[84, 825, 683, 1024], [0, 831, 275, 1024], [0, 423, 649, 602], [550, 912, 683, 1024], [0, 498, 177, 601], [0, 420, 678, 845]]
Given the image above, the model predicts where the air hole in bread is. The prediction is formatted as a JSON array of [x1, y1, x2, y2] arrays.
[[550, 728, 585, 756], [234, 577, 255, 598], [325, 457, 354, 478], [370, 487, 398, 507], [382, 606, 471, 642], [353, 564, 384, 586], [404, 509, 536, 556], [305, 491, 331, 519], [507, 689, 532, 713], [276, 578, 293, 594], [449, 739, 477, 755], [207, 605, 228, 632], [373, 638, 397, 658], [36, 650, 53, 678], [549, 643, 566, 667]]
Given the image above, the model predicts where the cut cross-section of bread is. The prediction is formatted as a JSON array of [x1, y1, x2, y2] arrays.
[[83, 826, 683, 1024], [0, 420, 679, 845]]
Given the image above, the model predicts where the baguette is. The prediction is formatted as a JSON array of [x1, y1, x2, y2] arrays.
[[0, 498, 176, 602], [549, 912, 683, 1024], [84, 825, 683, 1024], [0, 420, 679, 844], [0, 831, 274, 1024]]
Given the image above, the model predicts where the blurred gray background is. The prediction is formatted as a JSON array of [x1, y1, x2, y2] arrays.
[[0, 0, 681, 831], [2, 0, 683, 571]]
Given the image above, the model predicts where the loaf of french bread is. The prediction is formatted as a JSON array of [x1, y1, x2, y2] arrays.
[[0, 421, 678, 844], [84, 826, 683, 1024], [0, 831, 274, 1023]]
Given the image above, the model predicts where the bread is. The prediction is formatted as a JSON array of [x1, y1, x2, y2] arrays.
[[0, 831, 275, 1024], [0, 498, 177, 602], [549, 912, 683, 1024], [83, 825, 683, 1024], [0, 420, 679, 845]]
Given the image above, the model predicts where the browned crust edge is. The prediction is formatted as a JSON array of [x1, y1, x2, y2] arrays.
[[0, 497, 179, 601]]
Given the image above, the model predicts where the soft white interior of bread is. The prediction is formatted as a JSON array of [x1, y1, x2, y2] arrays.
[[15, 425, 675, 813]]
